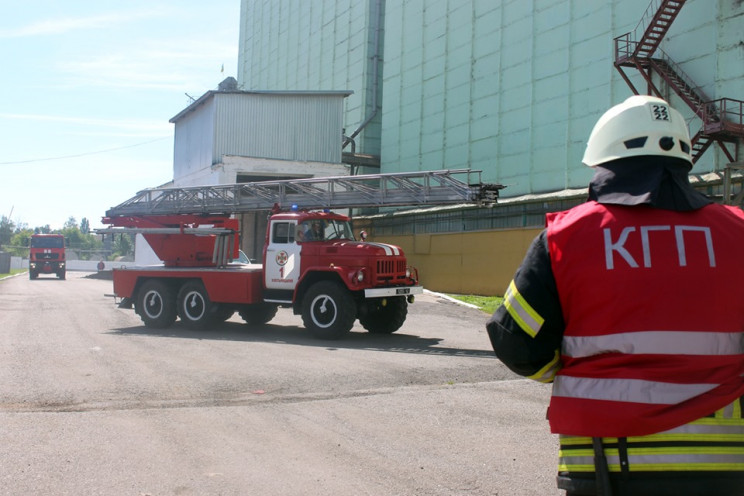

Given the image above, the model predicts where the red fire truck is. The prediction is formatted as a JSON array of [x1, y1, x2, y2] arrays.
[[100, 169, 501, 339], [29, 234, 66, 280]]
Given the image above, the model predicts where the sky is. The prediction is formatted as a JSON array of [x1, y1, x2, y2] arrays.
[[0, 1, 241, 231]]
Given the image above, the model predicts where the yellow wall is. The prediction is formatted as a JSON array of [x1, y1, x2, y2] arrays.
[[365, 228, 542, 297]]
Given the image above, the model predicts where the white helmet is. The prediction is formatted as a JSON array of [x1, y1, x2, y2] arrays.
[[582, 95, 692, 167]]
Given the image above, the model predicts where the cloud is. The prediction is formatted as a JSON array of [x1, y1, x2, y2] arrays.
[[0, 10, 166, 38]]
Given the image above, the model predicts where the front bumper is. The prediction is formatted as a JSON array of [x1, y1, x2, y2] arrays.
[[364, 285, 423, 298], [30, 261, 65, 273]]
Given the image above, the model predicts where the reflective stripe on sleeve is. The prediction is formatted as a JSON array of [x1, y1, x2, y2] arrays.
[[552, 376, 717, 405], [563, 331, 744, 358], [503, 280, 544, 338], [527, 349, 561, 383]]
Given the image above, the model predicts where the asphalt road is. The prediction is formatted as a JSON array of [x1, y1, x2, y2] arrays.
[[0, 271, 561, 496]]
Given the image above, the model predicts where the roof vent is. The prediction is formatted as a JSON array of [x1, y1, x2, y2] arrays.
[[218, 77, 238, 91]]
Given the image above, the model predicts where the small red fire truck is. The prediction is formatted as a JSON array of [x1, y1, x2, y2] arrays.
[[29, 234, 66, 280]]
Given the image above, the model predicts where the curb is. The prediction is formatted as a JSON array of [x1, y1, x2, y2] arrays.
[[423, 289, 481, 310]]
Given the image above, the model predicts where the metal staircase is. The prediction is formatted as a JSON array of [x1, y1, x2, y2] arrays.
[[104, 169, 504, 218], [613, 0, 743, 167], [630, 0, 685, 59]]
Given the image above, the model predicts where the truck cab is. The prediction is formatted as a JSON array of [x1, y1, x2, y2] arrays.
[[263, 209, 422, 338]]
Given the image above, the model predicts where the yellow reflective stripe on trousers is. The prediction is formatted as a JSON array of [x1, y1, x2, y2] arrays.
[[527, 349, 561, 383], [503, 280, 544, 338], [559, 447, 744, 473], [717, 398, 743, 419], [559, 401, 744, 472]]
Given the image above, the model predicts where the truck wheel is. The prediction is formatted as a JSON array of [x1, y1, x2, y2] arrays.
[[58, 270, 66, 280], [302, 281, 356, 339], [239, 303, 278, 325], [135, 280, 177, 329], [29, 271, 38, 280], [359, 297, 408, 334], [211, 304, 235, 322], [176, 281, 214, 329]]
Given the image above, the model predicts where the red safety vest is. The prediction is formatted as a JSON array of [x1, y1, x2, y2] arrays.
[[546, 201, 744, 437]]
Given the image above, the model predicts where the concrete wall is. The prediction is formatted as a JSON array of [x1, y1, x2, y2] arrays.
[[367, 227, 542, 296]]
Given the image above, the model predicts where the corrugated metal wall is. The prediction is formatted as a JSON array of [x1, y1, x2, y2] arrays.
[[213, 93, 346, 164], [172, 90, 349, 184], [172, 100, 216, 182]]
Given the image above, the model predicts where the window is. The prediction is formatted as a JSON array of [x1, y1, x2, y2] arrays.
[[271, 222, 296, 244]]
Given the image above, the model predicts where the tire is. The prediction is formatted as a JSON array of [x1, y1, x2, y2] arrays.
[[176, 281, 214, 330], [359, 297, 408, 334], [301, 281, 356, 339], [29, 271, 38, 280], [134, 280, 177, 329], [211, 304, 235, 322], [238, 303, 278, 325], [58, 270, 66, 280]]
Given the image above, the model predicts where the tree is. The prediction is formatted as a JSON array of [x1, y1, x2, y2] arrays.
[[63, 216, 78, 230], [8, 229, 33, 257], [60, 224, 102, 261], [0, 216, 14, 247], [80, 217, 90, 235], [112, 233, 134, 259]]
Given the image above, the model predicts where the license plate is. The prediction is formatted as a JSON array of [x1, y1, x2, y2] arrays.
[[396, 288, 410, 295]]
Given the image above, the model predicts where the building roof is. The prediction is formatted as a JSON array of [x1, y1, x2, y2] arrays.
[[169, 80, 353, 123]]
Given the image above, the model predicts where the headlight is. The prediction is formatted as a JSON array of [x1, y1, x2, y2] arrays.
[[355, 270, 365, 282], [405, 268, 411, 278]]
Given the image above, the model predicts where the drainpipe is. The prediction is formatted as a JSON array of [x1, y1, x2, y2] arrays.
[[343, 0, 383, 150]]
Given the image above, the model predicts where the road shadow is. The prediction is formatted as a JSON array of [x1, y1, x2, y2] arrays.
[[106, 320, 495, 359]]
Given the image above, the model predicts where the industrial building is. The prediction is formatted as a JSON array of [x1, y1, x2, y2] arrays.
[[204, 0, 743, 294]]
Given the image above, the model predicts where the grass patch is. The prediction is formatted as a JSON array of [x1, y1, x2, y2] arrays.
[[0, 269, 26, 279], [448, 294, 503, 314]]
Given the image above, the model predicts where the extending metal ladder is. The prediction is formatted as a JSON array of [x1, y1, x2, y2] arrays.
[[104, 169, 504, 217]]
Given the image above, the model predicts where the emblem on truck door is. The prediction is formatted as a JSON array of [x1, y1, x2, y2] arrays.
[[275, 251, 288, 266]]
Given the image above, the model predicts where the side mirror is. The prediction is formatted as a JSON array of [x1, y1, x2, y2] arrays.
[[359, 230, 368, 241]]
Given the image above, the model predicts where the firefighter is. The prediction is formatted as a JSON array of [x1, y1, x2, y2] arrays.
[[486, 95, 744, 496]]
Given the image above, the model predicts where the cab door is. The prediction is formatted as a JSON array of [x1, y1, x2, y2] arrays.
[[264, 220, 302, 291]]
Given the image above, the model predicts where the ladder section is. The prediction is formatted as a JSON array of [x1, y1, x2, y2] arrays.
[[105, 169, 504, 218]]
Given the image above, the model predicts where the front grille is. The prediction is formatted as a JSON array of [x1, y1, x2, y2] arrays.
[[35, 253, 60, 260], [376, 259, 405, 275], [375, 258, 408, 284]]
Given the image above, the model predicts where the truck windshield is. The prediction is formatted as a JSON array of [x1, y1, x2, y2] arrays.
[[298, 219, 354, 242], [30, 237, 64, 248]]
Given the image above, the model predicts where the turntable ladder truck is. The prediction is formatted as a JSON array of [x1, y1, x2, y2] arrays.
[[100, 169, 503, 339]]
